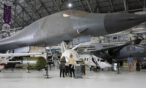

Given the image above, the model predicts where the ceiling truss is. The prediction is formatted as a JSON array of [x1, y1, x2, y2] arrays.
[[0, 0, 145, 31]]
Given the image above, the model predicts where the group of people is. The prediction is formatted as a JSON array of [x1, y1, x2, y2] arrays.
[[127, 57, 140, 72], [59, 54, 75, 78]]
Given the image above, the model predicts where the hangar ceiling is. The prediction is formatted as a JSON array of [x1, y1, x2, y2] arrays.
[[0, 0, 146, 31]]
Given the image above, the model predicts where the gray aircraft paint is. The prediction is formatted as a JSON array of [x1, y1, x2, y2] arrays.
[[92, 44, 146, 60], [118, 45, 146, 58], [0, 10, 146, 51]]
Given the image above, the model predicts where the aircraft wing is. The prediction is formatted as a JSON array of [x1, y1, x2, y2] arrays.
[[93, 35, 145, 52], [0, 53, 45, 58]]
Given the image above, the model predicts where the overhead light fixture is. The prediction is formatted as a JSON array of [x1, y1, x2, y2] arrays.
[[68, 3, 73, 8]]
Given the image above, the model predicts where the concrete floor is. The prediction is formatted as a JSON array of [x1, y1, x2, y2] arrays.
[[0, 68, 146, 88]]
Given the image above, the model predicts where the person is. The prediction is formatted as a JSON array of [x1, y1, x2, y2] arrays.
[[127, 56, 134, 72], [133, 59, 137, 72], [65, 62, 69, 77], [136, 61, 141, 71], [47, 56, 53, 70], [26, 63, 30, 73], [80, 58, 86, 75], [68, 54, 75, 77], [59, 56, 66, 78], [45, 65, 49, 78]]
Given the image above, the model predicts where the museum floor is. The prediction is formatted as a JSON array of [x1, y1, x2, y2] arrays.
[[0, 68, 146, 88]]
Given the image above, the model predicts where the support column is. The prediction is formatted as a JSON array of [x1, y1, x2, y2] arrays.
[[123, 0, 128, 12]]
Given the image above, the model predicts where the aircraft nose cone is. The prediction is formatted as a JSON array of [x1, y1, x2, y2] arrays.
[[104, 13, 146, 34]]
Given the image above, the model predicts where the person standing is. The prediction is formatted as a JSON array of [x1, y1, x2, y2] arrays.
[[26, 63, 30, 73], [65, 62, 69, 77], [133, 59, 137, 72], [68, 54, 75, 77], [127, 57, 134, 72], [136, 61, 141, 71], [59, 56, 66, 78], [80, 58, 86, 75]]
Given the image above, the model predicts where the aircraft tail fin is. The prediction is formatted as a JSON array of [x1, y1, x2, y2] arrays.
[[60, 41, 68, 53]]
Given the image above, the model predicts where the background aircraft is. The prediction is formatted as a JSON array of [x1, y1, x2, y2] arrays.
[[91, 37, 146, 62]]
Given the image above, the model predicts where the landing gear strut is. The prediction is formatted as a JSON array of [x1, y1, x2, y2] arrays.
[[45, 49, 49, 79], [113, 58, 120, 74], [117, 61, 120, 74], [45, 63, 49, 78]]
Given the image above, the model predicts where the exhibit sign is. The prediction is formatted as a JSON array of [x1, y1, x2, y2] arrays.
[[2, 4, 11, 30], [3, 4, 11, 24]]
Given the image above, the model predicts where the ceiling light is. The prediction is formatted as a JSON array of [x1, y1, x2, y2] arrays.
[[68, 3, 73, 8]]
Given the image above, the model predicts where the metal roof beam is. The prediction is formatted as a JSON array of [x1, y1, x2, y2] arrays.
[[39, 0, 51, 14], [85, 0, 93, 13], [78, 0, 89, 11], [11, 8, 30, 27], [136, 0, 143, 7], [78, 0, 84, 10], [24, 0, 42, 18], [123, 0, 128, 12], [52, 0, 61, 11], [109, 0, 114, 12], [93, 0, 100, 13], [17, 2, 35, 21]]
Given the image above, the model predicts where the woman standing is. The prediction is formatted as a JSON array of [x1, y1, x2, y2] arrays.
[[59, 56, 66, 78], [68, 54, 75, 77]]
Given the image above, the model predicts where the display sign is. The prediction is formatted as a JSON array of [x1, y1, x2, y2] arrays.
[[3, 4, 11, 24], [2, 4, 11, 31]]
